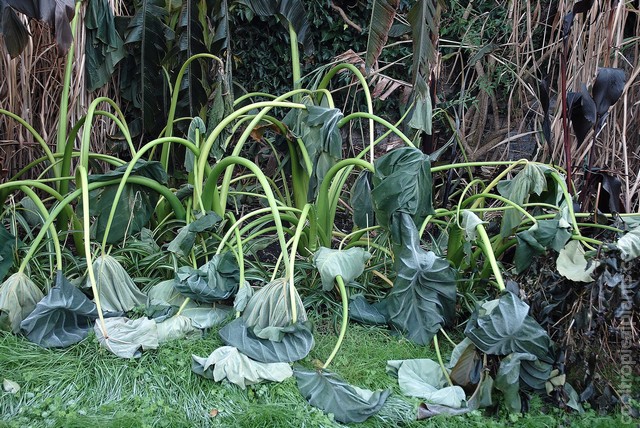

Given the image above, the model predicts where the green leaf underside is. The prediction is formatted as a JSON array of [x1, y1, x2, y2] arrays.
[[95, 316, 159, 358], [219, 317, 313, 363], [351, 170, 375, 228], [617, 226, 640, 261], [384, 213, 457, 345], [91, 255, 147, 313], [495, 352, 537, 413], [556, 240, 597, 282], [348, 295, 387, 325], [464, 292, 553, 362], [0, 272, 44, 333], [192, 346, 292, 389], [167, 211, 222, 256], [174, 252, 239, 303], [21, 272, 97, 348], [313, 247, 370, 291], [515, 219, 572, 273], [294, 367, 391, 423]]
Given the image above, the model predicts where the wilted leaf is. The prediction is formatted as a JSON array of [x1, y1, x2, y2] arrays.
[[387, 359, 466, 408], [95, 316, 159, 358], [495, 352, 537, 412], [181, 306, 232, 329], [91, 255, 147, 313], [192, 346, 292, 389], [372, 147, 434, 237], [592, 68, 626, 130], [2, 378, 19, 394], [519, 358, 553, 391], [167, 211, 221, 256], [294, 367, 390, 423], [156, 315, 196, 343], [556, 240, 598, 282], [448, 341, 482, 391], [219, 318, 314, 363], [185, 117, 207, 172], [242, 278, 306, 341], [348, 295, 387, 325], [417, 372, 494, 418], [464, 292, 553, 362], [383, 213, 457, 345], [515, 219, 572, 273], [313, 247, 371, 291], [567, 85, 596, 146], [460, 210, 486, 241], [174, 252, 239, 303], [617, 226, 640, 262], [85, 0, 125, 91], [0, 272, 43, 333], [21, 272, 98, 348]]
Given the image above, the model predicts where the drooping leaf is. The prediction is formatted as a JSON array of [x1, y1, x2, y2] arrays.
[[184, 117, 207, 172], [407, 0, 439, 93], [388, 359, 466, 408], [448, 341, 482, 391], [219, 317, 314, 363], [464, 292, 553, 362], [365, 0, 400, 72], [460, 210, 486, 242], [350, 170, 375, 228], [597, 171, 622, 213], [0, 227, 16, 282], [567, 84, 596, 146], [348, 295, 388, 325], [372, 147, 434, 237], [241, 0, 311, 51], [383, 213, 456, 345], [167, 211, 222, 256], [536, 75, 551, 145], [90, 255, 147, 313], [617, 226, 640, 262], [556, 240, 598, 282], [294, 367, 390, 423], [192, 346, 293, 389], [408, 90, 432, 134], [592, 67, 626, 130], [180, 306, 232, 329], [0, 272, 44, 333], [519, 357, 552, 391], [514, 219, 572, 273], [174, 252, 239, 303], [496, 163, 552, 237], [495, 352, 537, 413], [0, 3, 30, 58], [313, 247, 370, 291], [2, 0, 75, 55], [87, 160, 168, 244], [95, 316, 159, 358], [156, 315, 196, 343], [233, 282, 253, 313], [417, 372, 494, 418], [85, 0, 125, 91], [242, 278, 306, 341], [2, 378, 20, 393], [20, 272, 98, 348]]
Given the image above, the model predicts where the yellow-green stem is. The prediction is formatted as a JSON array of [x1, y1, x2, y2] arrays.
[[322, 275, 349, 369]]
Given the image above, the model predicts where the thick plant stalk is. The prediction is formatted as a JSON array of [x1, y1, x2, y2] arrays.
[[322, 275, 349, 369], [433, 334, 453, 387], [289, 23, 301, 99], [475, 223, 505, 292], [287, 204, 312, 324]]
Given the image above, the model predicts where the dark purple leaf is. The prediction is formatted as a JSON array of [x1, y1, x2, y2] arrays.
[[567, 84, 596, 146], [592, 67, 626, 130]]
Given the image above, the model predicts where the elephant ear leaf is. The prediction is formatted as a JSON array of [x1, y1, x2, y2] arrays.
[[351, 170, 375, 228], [90, 255, 147, 313], [464, 292, 553, 362], [95, 316, 158, 358], [372, 147, 434, 239], [0, 227, 16, 282], [87, 160, 168, 244], [313, 247, 371, 291], [0, 273, 43, 333], [294, 367, 391, 423], [495, 352, 537, 413], [20, 271, 98, 348], [383, 213, 457, 345], [592, 67, 626, 131], [174, 252, 239, 303], [567, 84, 596, 146], [617, 226, 640, 262]]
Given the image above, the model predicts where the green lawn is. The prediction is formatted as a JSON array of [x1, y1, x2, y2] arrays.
[[0, 322, 633, 428]]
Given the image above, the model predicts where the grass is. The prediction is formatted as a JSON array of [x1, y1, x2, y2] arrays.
[[0, 321, 635, 428]]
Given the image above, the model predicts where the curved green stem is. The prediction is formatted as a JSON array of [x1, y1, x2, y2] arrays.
[[338, 112, 415, 147], [288, 203, 311, 324], [434, 334, 453, 387], [322, 275, 349, 369], [475, 222, 505, 292]]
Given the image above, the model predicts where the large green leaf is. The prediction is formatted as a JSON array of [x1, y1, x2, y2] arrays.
[[514, 219, 572, 273], [167, 211, 222, 256], [174, 252, 239, 303], [464, 292, 553, 362], [417, 372, 494, 418], [20, 272, 98, 348], [365, 0, 400, 72], [95, 316, 159, 358], [242, 278, 306, 341], [90, 255, 147, 313], [313, 247, 370, 291], [388, 359, 465, 408], [192, 346, 292, 389], [372, 147, 434, 237], [348, 295, 387, 325], [294, 367, 390, 423], [0, 227, 16, 282], [218, 317, 314, 363], [0, 273, 43, 333], [85, 0, 125, 91], [87, 160, 168, 244], [383, 213, 456, 345], [495, 352, 537, 413], [350, 170, 375, 228], [496, 163, 552, 237]]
